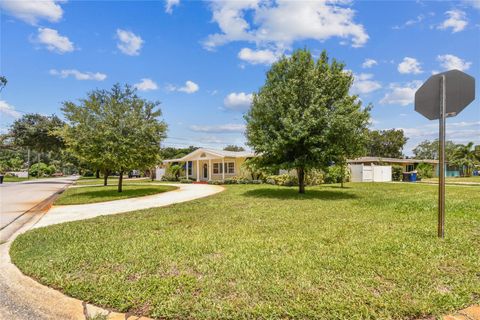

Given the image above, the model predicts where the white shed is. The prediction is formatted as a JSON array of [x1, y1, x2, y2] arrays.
[[349, 164, 392, 182]]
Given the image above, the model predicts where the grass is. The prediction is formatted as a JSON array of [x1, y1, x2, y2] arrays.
[[75, 176, 157, 186], [54, 184, 176, 205], [422, 176, 480, 184], [11, 183, 480, 319], [2, 176, 30, 182]]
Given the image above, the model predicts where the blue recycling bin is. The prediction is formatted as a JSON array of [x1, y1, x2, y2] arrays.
[[409, 172, 417, 182]]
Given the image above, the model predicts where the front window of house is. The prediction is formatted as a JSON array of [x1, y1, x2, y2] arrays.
[[213, 162, 235, 174]]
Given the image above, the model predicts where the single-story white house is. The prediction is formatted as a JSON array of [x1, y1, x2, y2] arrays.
[[158, 148, 255, 182]]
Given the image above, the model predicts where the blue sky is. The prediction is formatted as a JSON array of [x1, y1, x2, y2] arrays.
[[1, 0, 479, 155]]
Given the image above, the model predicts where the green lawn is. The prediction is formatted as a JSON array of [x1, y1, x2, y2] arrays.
[[75, 176, 156, 186], [11, 183, 480, 319], [54, 184, 176, 205], [423, 176, 480, 184], [2, 176, 30, 182]]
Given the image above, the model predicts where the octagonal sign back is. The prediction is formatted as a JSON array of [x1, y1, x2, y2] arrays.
[[415, 69, 475, 120]]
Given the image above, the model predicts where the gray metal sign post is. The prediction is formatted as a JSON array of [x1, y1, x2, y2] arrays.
[[415, 69, 475, 238]]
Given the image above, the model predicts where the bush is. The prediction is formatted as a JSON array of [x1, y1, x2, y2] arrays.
[[83, 170, 94, 177], [207, 180, 224, 185], [392, 165, 404, 181], [324, 165, 349, 184], [179, 178, 193, 184], [305, 169, 324, 186], [416, 163, 434, 179], [29, 162, 49, 177], [265, 174, 298, 186]]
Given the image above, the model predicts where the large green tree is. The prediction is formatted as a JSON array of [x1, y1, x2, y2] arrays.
[[366, 129, 407, 158], [10, 113, 65, 162], [245, 49, 370, 193], [62, 84, 167, 192], [413, 139, 458, 160]]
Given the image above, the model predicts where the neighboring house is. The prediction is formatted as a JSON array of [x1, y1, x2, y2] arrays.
[[159, 148, 255, 182], [347, 157, 462, 179]]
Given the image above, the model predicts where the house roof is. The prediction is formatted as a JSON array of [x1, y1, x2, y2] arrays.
[[163, 148, 255, 163], [348, 157, 438, 164]]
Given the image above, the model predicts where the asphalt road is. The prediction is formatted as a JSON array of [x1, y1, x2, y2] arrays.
[[0, 176, 77, 234]]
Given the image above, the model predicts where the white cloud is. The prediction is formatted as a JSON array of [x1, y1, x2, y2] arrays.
[[437, 54, 472, 71], [392, 14, 428, 30], [380, 80, 422, 106], [203, 0, 368, 51], [49, 69, 107, 81], [224, 92, 253, 111], [238, 48, 279, 65], [438, 9, 468, 33], [0, 100, 21, 118], [116, 29, 144, 56], [397, 57, 423, 74], [34, 27, 74, 54], [362, 58, 377, 69], [351, 73, 381, 95], [167, 80, 199, 94], [165, 0, 180, 14], [0, 0, 64, 25], [189, 123, 246, 133], [134, 78, 158, 91]]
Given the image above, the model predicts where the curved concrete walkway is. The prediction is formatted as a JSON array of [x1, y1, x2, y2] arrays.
[[0, 183, 224, 320], [34, 183, 223, 228]]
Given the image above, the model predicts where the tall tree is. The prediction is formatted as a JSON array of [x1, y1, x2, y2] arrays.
[[245, 49, 370, 193], [62, 84, 167, 192], [223, 145, 245, 152], [451, 142, 477, 176], [366, 129, 407, 158], [413, 139, 458, 160], [10, 114, 65, 162]]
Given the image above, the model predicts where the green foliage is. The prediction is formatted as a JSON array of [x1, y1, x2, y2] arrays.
[[392, 165, 404, 181], [223, 145, 245, 152], [245, 49, 370, 193], [179, 178, 193, 184], [366, 129, 408, 158], [165, 164, 183, 181], [10, 113, 64, 153], [242, 158, 268, 180], [416, 163, 434, 179], [323, 165, 349, 184], [29, 162, 49, 177], [62, 84, 167, 192], [0, 75, 7, 92], [160, 146, 198, 160], [265, 174, 299, 186], [413, 139, 457, 160]]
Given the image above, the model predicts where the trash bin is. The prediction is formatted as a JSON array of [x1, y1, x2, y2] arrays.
[[402, 172, 411, 182], [0, 175, 3, 184], [409, 172, 417, 182]]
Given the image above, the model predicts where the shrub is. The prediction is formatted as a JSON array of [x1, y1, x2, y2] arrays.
[[392, 165, 404, 181], [179, 178, 193, 184], [305, 169, 324, 186], [29, 162, 49, 177], [265, 174, 298, 186], [207, 180, 224, 185], [323, 165, 349, 184], [416, 163, 434, 179]]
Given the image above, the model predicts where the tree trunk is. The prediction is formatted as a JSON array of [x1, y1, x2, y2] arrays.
[[340, 167, 345, 188], [297, 167, 305, 194], [151, 168, 155, 181], [103, 169, 110, 186], [95, 169, 100, 179], [118, 170, 124, 193]]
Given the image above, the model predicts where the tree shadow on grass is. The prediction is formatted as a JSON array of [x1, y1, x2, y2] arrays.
[[242, 187, 358, 201]]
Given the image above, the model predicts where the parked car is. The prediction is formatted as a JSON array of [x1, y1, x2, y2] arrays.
[[128, 170, 141, 178]]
